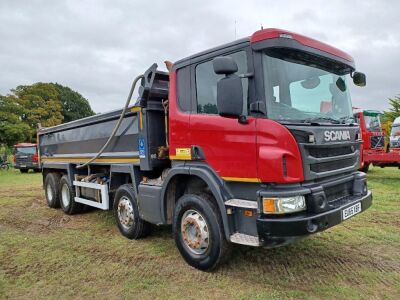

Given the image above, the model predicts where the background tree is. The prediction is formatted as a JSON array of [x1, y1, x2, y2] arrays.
[[0, 95, 31, 148], [52, 83, 95, 122], [1, 82, 95, 145], [13, 83, 64, 133], [382, 96, 400, 123]]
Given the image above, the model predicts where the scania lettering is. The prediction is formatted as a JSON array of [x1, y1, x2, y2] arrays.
[[324, 130, 351, 142], [38, 28, 372, 271]]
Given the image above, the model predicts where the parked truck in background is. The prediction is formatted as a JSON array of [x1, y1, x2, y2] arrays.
[[13, 143, 40, 173], [390, 116, 400, 150], [38, 28, 372, 270], [354, 110, 400, 172]]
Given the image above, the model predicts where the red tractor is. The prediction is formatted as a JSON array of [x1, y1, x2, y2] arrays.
[[354, 109, 400, 172]]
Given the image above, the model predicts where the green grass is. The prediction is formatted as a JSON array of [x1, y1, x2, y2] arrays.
[[0, 167, 399, 299]]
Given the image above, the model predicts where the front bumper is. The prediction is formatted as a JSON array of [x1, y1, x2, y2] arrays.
[[14, 162, 40, 169], [257, 190, 372, 245]]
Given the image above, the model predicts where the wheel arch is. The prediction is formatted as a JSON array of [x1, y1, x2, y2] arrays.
[[161, 164, 232, 240]]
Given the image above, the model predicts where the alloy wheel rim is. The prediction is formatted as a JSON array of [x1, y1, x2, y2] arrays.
[[118, 196, 135, 229], [181, 209, 209, 255], [46, 183, 53, 202], [61, 184, 70, 207]]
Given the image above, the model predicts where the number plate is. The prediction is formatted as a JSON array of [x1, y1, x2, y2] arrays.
[[20, 165, 26, 168], [342, 202, 362, 220]]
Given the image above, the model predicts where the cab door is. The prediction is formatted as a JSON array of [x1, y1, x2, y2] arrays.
[[189, 50, 258, 182]]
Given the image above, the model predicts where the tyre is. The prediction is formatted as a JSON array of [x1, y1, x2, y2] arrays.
[[113, 184, 151, 239], [360, 162, 370, 173], [20, 169, 28, 173], [44, 172, 61, 208], [59, 175, 83, 214], [173, 193, 230, 271]]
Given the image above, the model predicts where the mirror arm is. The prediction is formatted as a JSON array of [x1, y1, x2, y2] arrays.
[[239, 72, 254, 79], [238, 115, 248, 124]]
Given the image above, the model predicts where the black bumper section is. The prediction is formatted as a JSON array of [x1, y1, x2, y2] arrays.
[[257, 191, 372, 246]]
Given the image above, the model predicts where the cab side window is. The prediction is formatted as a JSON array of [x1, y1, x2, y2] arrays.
[[195, 51, 248, 115]]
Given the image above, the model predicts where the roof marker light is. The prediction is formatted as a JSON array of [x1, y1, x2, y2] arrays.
[[279, 33, 293, 39]]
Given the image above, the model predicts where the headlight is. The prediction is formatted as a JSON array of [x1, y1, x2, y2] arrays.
[[263, 196, 306, 214]]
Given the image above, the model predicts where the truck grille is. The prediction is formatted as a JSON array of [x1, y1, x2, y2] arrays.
[[308, 146, 353, 158], [310, 158, 355, 173], [370, 136, 384, 148], [16, 157, 30, 164], [288, 126, 360, 181]]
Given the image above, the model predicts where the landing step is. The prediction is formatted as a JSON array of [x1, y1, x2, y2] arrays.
[[230, 233, 260, 246]]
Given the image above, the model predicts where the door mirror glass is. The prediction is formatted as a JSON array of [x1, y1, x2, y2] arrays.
[[216, 73, 243, 117], [353, 72, 366, 87]]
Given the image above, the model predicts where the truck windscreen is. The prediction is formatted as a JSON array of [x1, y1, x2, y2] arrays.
[[15, 147, 36, 155], [364, 115, 381, 131], [391, 126, 400, 137], [262, 51, 353, 124]]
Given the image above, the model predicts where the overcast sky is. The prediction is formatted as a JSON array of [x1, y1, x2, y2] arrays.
[[0, 0, 399, 113]]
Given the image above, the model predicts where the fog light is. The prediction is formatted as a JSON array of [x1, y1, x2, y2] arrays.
[[263, 196, 306, 214], [308, 134, 315, 143]]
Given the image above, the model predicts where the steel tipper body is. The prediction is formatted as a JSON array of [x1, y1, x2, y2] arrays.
[[39, 28, 372, 271]]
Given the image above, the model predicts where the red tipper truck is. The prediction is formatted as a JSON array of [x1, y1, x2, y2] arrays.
[[38, 28, 372, 270], [354, 109, 400, 171]]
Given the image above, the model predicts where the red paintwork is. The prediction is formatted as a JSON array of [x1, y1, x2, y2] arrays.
[[14, 143, 37, 148], [189, 115, 258, 179], [168, 71, 191, 155], [250, 28, 354, 63], [256, 119, 304, 183]]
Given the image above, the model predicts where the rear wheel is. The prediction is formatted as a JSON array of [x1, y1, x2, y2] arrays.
[[173, 193, 230, 271], [59, 175, 83, 214], [44, 172, 61, 208], [113, 184, 151, 239]]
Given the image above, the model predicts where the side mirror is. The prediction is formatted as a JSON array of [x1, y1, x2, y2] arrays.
[[353, 72, 366, 87], [213, 57, 243, 117]]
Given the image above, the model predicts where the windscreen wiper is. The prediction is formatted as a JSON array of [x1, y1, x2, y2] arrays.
[[337, 116, 356, 125], [302, 117, 341, 125]]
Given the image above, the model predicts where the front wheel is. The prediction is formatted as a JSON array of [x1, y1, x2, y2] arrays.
[[173, 193, 230, 271], [113, 184, 151, 239]]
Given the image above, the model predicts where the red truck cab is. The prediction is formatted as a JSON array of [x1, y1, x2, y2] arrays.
[[13, 143, 40, 173]]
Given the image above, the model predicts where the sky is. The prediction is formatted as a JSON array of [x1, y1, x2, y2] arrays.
[[0, 0, 399, 113]]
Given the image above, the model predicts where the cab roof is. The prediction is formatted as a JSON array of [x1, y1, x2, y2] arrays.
[[363, 110, 382, 116], [14, 143, 37, 148], [174, 28, 354, 70]]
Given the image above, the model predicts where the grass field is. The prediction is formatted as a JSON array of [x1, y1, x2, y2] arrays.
[[0, 167, 399, 299]]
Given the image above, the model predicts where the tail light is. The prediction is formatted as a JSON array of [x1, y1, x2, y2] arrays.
[[13, 155, 16, 163], [32, 154, 38, 162]]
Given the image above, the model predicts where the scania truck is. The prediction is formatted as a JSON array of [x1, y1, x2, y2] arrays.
[[38, 28, 372, 270]]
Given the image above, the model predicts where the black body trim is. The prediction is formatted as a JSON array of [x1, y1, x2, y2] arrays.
[[257, 191, 372, 242]]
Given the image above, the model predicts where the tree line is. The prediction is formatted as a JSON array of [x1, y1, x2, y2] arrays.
[[0, 83, 95, 148]]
